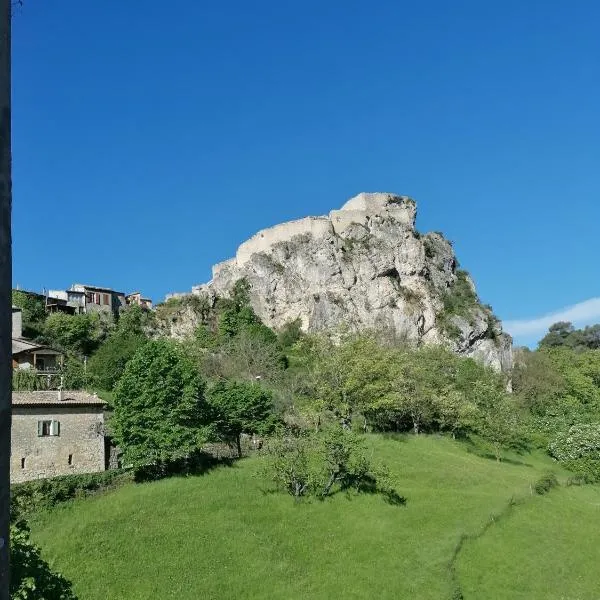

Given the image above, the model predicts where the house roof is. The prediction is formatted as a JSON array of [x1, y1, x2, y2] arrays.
[[12, 391, 106, 407], [12, 338, 63, 356], [73, 284, 125, 295]]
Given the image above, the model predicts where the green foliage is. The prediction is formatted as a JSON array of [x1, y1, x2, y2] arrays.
[[11, 470, 133, 521], [43, 312, 110, 356], [61, 354, 88, 389], [10, 520, 77, 599], [160, 293, 211, 317], [548, 423, 600, 482], [532, 472, 558, 495], [423, 237, 436, 259], [186, 279, 287, 381], [116, 305, 150, 337], [88, 333, 147, 391], [539, 321, 600, 351], [513, 348, 568, 417], [277, 318, 304, 349], [12, 290, 47, 338], [436, 270, 488, 339], [12, 369, 42, 391], [264, 426, 401, 502], [206, 380, 275, 456], [194, 324, 219, 349], [112, 339, 209, 469], [441, 270, 478, 316], [291, 333, 516, 453]]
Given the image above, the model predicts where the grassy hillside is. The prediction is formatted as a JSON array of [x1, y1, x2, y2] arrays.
[[28, 436, 600, 600]]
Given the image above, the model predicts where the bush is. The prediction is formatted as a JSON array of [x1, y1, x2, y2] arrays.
[[263, 426, 403, 504], [11, 470, 132, 521], [548, 423, 600, 482], [533, 472, 559, 495], [11, 520, 77, 599]]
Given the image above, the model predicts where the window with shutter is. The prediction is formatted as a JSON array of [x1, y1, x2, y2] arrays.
[[38, 420, 53, 436], [50, 420, 60, 436]]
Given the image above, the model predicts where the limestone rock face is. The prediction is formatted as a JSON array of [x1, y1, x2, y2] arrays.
[[189, 193, 512, 371]]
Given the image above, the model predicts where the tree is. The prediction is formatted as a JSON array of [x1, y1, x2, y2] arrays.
[[88, 333, 147, 391], [0, 0, 11, 593], [472, 384, 522, 461], [539, 321, 600, 352], [264, 426, 401, 503], [206, 380, 275, 457], [11, 290, 45, 338], [221, 330, 286, 381], [548, 423, 600, 482], [539, 321, 575, 348], [111, 340, 209, 471], [10, 520, 77, 599], [512, 348, 567, 415], [43, 312, 109, 356]]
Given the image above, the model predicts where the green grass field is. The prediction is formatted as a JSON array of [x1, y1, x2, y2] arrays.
[[28, 436, 600, 600]]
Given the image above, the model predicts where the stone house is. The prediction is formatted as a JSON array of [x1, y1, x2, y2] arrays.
[[11, 390, 107, 483], [126, 291, 153, 310], [12, 306, 64, 373], [67, 284, 126, 317]]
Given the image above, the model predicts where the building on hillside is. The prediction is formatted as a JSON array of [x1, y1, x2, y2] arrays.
[[12, 338, 64, 372], [14, 287, 76, 315], [11, 390, 107, 483], [69, 284, 126, 317], [126, 291, 153, 310], [12, 306, 64, 374], [47, 289, 83, 314]]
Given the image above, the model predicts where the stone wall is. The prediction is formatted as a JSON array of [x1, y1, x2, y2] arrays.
[[10, 406, 105, 483], [235, 216, 332, 266]]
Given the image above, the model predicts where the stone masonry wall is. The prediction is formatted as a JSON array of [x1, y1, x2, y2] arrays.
[[11, 406, 105, 483]]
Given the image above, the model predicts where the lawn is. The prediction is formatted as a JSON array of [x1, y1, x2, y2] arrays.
[[28, 435, 600, 599]]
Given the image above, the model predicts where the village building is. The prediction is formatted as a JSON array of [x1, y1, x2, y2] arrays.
[[10, 390, 107, 483], [126, 291, 153, 310], [12, 306, 64, 374], [67, 284, 127, 317]]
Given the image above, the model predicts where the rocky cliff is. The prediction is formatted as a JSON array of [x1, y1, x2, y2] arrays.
[[186, 192, 512, 371]]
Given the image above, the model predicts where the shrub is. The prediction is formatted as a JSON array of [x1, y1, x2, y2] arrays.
[[548, 423, 600, 482], [277, 318, 303, 349], [11, 519, 77, 599], [263, 426, 403, 504], [533, 472, 559, 495], [11, 470, 133, 521]]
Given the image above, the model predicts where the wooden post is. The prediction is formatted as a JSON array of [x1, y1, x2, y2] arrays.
[[0, 0, 11, 596]]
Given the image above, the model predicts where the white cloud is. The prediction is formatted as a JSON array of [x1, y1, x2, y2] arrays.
[[504, 298, 600, 337]]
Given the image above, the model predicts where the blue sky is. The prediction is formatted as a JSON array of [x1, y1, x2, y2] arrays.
[[12, 1, 600, 347]]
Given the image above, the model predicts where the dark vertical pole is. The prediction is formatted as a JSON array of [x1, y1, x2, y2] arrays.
[[0, 0, 11, 597]]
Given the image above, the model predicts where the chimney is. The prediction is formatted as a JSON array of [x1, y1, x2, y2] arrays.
[[12, 307, 22, 338]]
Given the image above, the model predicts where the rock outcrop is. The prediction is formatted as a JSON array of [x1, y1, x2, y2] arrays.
[[186, 193, 512, 371]]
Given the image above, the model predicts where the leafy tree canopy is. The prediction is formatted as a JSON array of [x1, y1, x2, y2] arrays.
[[10, 520, 77, 599], [112, 339, 209, 469], [539, 321, 600, 351], [206, 380, 275, 456], [12, 290, 47, 339], [43, 312, 111, 356]]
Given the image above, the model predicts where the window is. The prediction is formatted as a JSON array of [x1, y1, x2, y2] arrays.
[[38, 420, 60, 437], [68, 454, 73, 466], [35, 357, 45, 371], [21, 458, 25, 469]]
